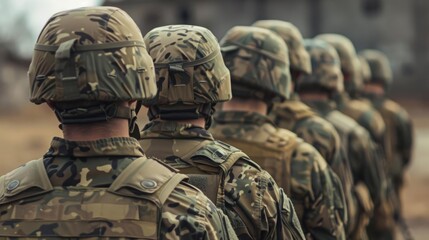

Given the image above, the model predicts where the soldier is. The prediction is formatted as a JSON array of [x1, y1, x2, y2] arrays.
[[296, 39, 396, 240], [251, 20, 358, 238], [0, 7, 238, 239], [360, 49, 414, 239], [315, 34, 386, 145], [139, 25, 305, 240], [211, 26, 346, 239]]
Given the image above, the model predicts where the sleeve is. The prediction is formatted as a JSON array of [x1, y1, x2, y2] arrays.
[[224, 160, 305, 240], [395, 109, 413, 168], [291, 143, 347, 240]]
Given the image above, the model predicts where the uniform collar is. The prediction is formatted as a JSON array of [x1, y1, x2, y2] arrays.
[[45, 137, 145, 158], [140, 120, 214, 140]]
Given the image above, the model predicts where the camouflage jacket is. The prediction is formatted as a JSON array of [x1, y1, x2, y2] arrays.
[[140, 120, 305, 240], [334, 93, 386, 145], [364, 94, 413, 183], [212, 111, 347, 240], [302, 100, 387, 203], [270, 99, 359, 237], [0, 137, 237, 240]]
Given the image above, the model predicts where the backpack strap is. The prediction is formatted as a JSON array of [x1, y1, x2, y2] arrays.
[[0, 159, 53, 205], [108, 156, 187, 206]]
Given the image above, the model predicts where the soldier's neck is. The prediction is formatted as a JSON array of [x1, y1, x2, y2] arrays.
[[62, 118, 130, 141], [173, 118, 206, 128], [222, 98, 268, 115]]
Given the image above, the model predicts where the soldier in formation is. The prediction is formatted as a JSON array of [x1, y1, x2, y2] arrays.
[[0, 7, 238, 239], [210, 25, 346, 239], [360, 49, 414, 240], [139, 24, 305, 240]]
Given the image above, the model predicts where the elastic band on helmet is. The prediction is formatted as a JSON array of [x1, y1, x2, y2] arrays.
[[34, 40, 146, 53]]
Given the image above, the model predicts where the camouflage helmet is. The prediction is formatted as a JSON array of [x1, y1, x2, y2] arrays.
[[296, 39, 344, 93], [29, 7, 156, 105], [357, 55, 372, 84], [252, 20, 312, 79], [143, 25, 231, 122], [315, 34, 363, 94], [359, 49, 393, 89], [220, 26, 291, 102]]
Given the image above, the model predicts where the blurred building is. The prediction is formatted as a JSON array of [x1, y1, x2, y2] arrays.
[[105, 0, 428, 101]]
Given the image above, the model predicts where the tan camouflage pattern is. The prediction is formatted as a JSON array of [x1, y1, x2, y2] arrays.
[[140, 121, 306, 240], [270, 99, 362, 237], [220, 26, 292, 101], [0, 137, 237, 239], [359, 50, 393, 89], [212, 111, 347, 240], [334, 93, 387, 144], [29, 6, 157, 104], [252, 20, 312, 75], [315, 34, 363, 94], [143, 25, 231, 106], [297, 39, 344, 93]]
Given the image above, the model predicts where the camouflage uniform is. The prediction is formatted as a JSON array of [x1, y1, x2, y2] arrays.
[[315, 34, 386, 145], [0, 137, 236, 239], [298, 39, 396, 240], [360, 50, 414, 240], [141, 25, 305, 240], [251, 21, 357, 238], [211, 26, 346, 240], [0, 7, 237, 239]]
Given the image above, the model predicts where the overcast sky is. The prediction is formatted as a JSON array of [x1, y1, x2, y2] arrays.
[[0, 0, 103, 58]]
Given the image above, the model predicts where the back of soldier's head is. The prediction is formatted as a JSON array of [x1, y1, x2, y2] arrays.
[[143, 25, 231, 124], [315, 34, 363, 95], [29, 6, 156, 127], [296, 38, 344, 94], [252, 20, 311, 81], [220, 26, 291, 104], [359, 49, 393, 89]]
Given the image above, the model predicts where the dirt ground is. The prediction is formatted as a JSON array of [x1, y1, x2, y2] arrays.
[[0, 100, 428, 239]]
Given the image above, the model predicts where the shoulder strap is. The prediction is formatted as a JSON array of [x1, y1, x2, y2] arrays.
[[108, 156, 187, 206], [219, 130, 298, 197], [0, 159, 53, 205]]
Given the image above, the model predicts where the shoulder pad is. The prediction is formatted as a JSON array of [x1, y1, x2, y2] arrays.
[[0, 159, 53, 205], [191, 140, 240, 164], [108, 156, 187, 205], [275, 101, 316, 120], [326, 110, 359, 134]]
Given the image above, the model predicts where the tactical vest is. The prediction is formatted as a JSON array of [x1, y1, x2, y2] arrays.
[[272, 101, 316, 130], [325, 110, 373, 237], [0, 157, 187, 239]]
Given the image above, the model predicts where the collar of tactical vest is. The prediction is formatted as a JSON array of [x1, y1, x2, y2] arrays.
[[214, 111, 274, 126], [45, 137, 145, 158], [140, 120, 214, 140]]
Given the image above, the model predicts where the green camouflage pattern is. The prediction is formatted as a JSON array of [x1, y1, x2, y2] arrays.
[[359, 50, 393, 89], [298, 39, 344, 93], [334, 93, 386, 144], [140, 121, 306, 240], [29, 6, 157, 104], [252, 20, 312, 75], [0, 137, 236, 239], [365, 94, 413, 196], [143, 25, 231, 106], [212, 111, 347, 240], [220, 26, 291, 101], [270, 99, 362, 238], [315, 34, 363, 94], [302, 99, 395, 240]]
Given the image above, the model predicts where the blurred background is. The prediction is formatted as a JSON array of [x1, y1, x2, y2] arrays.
[[0, 0, 427, 239]]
